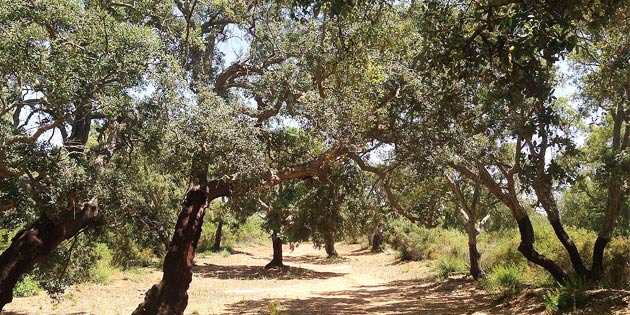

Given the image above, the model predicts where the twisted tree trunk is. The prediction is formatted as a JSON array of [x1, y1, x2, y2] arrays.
[[592, 178, 623, 281], [0, 112, 112, 311], [0, 198, 101, 310], [449, 161, 568, 283], [132, 145, 348, 315]]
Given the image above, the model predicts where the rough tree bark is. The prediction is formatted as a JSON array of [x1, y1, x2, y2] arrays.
[[371, 223, 383, 252], [466, 229, 483, 280], [449, 161, 568, 283], [591, 103, 627, 281], [211, 218, 224, 252], [324, 234, 338, 258], [265, 231, 284, 269], [132, 173, 231, 315], [0, 198, 101, 310], [446, 174, 485, 280], [133, 145, 349, 315], [0, 113, 114, 311], [533, 180, 590, 278]]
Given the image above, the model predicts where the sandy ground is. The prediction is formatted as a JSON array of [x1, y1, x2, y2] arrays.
[[3, 243, 630, 315]]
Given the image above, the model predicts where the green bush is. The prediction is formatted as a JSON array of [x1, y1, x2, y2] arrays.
[[91, 243, 116, 284], [0, 228, 11, 252], [479, 230, 524, 270], [110, 235, 157, 269], [602, 237, 630, 289], [233, 215, 268, 246], [482, 264, 525, 293], [542, 279, 588, 312], [435, 257, 467, 280], [14, 275, 42, 298], [385, 219, 467, 262]]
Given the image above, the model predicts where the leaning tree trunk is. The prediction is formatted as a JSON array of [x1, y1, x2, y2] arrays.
[[515, 214, 567, 283], [0, 199, 101, 310], [132, 145, 349, 315], [132, 176, 230, 315], [533, 180, 590, 278], [265, 231, 284, 269], [0, 114, 108, 311], [449, 161, 569, 283], [211, 218, 224, 252], [324, 234, 338, 258]]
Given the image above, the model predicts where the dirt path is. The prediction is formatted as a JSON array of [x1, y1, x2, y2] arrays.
[[3, 243, 630, 315]]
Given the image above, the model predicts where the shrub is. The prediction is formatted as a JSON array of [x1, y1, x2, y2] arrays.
[[91, 243, 116, 284], [479, 230, 524, 270], [234, 215, 268, 246], [268, 300, 282, 315], [542, 279, 588, 313], [482, 264, 525, 293], [14, 275, 42, 298], [435, 257, 466, 280], [110, 236, 157, 269], [602, 237, 630, 289], [385, 219, 467, 262]]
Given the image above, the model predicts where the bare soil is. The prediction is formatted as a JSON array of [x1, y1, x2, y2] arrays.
[[3, 243, 630, 315]]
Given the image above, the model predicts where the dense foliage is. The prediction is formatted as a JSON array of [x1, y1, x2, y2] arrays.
[[1, 0, 630, 314]]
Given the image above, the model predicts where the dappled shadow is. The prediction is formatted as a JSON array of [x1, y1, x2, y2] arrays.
[[283, 255, 350, 265], [223, 278, 507, 315], [192, 263, 345, 280]]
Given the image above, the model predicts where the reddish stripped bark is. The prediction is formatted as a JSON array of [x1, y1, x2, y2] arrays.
[[133, 145, 348, 315], [0, 198, 101, 311], [132, 178, 230, 315]]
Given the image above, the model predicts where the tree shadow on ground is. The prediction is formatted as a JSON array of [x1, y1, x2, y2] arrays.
[[283, 255, 350, 265], [223, 277, 508, 315], [192, 263, 345, 280], [342, 248, 381, 257]]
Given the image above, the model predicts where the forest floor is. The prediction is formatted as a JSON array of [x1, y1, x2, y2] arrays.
[[3, 243, 630, 315]]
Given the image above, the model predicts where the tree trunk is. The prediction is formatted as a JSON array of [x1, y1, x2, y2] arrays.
[[132, 146, 349, 315], [211, 218, 224, 252], [0, 199, 100, 311], [371, 223, 383, 252], [592, 178, 623, 281], [449, 162, 569, 284], [132, 177, 230, 315], [516, 216, 567, 283], [324, 235, 338, 258], [0, 115, 118, 311], [265, 231, 284, 269], [465, 220, 483, 280], [533, 180, 590, 278], [548, 218, 589, 277]]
